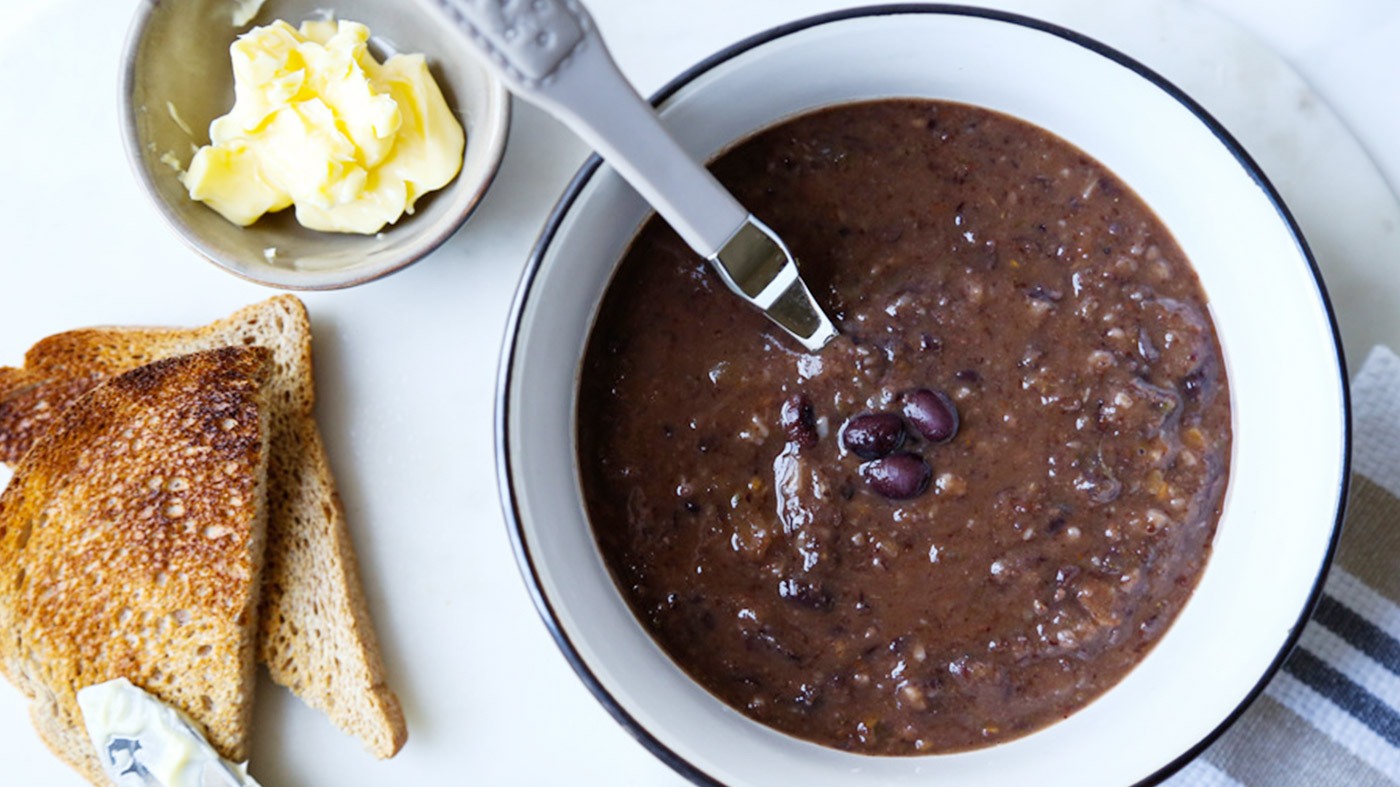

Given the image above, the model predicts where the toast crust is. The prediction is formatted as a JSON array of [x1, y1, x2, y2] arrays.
[[0, 296, 406, 757], [0, 347, 272, 780]]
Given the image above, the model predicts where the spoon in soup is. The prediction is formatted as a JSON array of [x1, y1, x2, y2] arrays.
[[421, 0, 839, 351]]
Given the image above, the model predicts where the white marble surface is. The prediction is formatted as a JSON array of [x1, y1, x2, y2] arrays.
[[0, 0, 1394, 784]]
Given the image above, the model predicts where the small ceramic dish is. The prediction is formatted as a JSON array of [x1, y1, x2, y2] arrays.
[[119, 0, 510, 289], [498, 6, 1350, 786]]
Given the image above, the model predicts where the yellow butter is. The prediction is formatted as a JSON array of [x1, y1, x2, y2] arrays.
[[183, 18, 465, 234]]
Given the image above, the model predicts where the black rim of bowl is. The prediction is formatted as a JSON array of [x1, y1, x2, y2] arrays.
[[495, 5, 1353, 785]]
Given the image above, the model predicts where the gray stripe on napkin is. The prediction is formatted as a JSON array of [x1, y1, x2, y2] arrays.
[[1337, 475, 1400, 603], [1191, 472, 1400, 786], [1203, 693, 1391, 786]]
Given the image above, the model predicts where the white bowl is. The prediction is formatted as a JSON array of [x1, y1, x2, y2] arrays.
[[120, 0, 511, 289], [498, 7, 1350, 785]]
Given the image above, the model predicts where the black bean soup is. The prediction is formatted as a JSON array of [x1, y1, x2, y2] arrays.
[[577, 100, 1230, 755]]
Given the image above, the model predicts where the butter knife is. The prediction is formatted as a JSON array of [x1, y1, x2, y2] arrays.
[[98, 731, 252, 787], [76, 678, 260, 787]]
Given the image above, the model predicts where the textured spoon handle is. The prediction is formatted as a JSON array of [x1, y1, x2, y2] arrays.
[[425, 0, 591, 86], [423, 0, 747, 256]]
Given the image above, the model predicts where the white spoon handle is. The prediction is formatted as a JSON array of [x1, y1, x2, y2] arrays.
[[423, 0, 744, 255], [423, 0, 837, 350]]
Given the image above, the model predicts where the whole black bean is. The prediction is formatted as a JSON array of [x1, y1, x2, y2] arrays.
[[904, 388, 959, 443], [780, 393, 818, 447], [1181, 367, 1209, 402], [841, 412, 905, 459], [861, 453, 931, 500]]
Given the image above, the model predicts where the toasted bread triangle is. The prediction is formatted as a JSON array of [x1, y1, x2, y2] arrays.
[[0, 296, 406, 758], [0, 347, 272, 782]]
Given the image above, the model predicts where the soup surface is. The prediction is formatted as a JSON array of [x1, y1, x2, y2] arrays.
[[577, 100, 1231, 754]]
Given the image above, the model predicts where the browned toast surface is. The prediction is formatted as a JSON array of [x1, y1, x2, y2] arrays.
[[0, 347, 272, 781], [0, 296, 406, 758]]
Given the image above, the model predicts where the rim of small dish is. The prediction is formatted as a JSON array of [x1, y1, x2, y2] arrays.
[[495, 5, 1353, 786], [116, 0, 512, 290]]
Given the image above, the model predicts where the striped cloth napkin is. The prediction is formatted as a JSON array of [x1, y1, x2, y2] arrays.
[[1168, 346, 1400, 786]]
